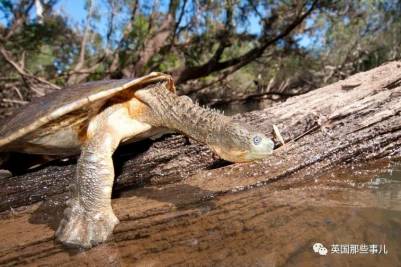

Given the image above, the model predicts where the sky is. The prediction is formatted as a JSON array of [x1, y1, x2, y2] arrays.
[[55, 1, 87, 23], [54, 0, 313, 47], [55, 0, 110, 37], [55, 0, 263, 35], [0, 0, 311, 47]]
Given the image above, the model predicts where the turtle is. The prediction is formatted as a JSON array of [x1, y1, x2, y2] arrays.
[[0, 72, 274, 248]]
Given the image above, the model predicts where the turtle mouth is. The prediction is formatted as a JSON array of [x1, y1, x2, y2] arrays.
[[210, 137, 274, 163], [210, 146, 250, 163], [244, 150, 273, 161]]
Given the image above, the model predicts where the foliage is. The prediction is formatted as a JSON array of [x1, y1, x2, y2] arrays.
[[0, 0, 400, 117]]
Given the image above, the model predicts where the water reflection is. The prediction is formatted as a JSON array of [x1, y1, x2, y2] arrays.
[[368, 161, 401, 210], [0, 160, 400, 266]]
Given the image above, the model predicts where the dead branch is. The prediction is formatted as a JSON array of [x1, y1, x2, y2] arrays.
[[131, 13, 175, 76], [0, 44, 60, 95]]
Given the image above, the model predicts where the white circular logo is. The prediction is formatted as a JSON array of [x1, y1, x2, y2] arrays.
[[313, 243, 328, 255]]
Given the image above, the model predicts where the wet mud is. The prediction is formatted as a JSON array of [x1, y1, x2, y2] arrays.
[[0, 159, 400, 266]]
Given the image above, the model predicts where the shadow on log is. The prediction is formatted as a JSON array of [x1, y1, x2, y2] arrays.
[[1, 61, 401, 212]]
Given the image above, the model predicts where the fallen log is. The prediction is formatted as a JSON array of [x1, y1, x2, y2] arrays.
[[1, 61, 401, 212]]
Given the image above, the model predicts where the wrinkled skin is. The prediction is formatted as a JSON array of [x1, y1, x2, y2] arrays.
[[134, 83, 274, 162], [2, 80, 274, 248]]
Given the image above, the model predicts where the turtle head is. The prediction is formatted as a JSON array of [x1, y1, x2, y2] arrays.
[[209, 122, 274, 162]]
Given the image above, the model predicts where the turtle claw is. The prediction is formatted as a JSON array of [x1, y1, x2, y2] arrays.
[[55, 199, 119, 248]]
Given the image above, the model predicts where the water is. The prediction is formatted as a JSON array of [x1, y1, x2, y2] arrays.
[[0, 160, 400, 266]]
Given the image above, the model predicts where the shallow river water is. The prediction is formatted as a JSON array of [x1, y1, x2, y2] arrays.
[[0, 159, 400, 266]]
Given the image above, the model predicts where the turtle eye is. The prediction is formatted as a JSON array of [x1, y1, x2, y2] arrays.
[[253, 135, 262, 145]]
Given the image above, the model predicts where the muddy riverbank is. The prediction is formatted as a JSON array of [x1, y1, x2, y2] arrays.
[[0, 159, 400, 266]]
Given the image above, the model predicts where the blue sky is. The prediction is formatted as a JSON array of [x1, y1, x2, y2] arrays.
[[55, 1, 87, 24], [54, 0, 312, 47], [0, 0, 311, 47], [55, 0, 110, 36], [54, 0, 263, 35], [0, 1, 94, 28]]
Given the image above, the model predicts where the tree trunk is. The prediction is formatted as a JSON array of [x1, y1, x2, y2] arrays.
[[1, 61, 401, 212]]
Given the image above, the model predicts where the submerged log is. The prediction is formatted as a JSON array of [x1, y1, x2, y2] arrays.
[[1, 61, 401, 212]]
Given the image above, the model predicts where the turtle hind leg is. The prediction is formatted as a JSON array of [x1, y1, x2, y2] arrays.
[[0, 153, 11, 179], [55, 129, 121, 248], [0, 169, 11, 179]]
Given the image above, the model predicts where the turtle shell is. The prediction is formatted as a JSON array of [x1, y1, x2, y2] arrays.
[[0, 72, 174, 148]]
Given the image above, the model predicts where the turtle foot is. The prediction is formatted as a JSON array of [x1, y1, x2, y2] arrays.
[[55, 199, 119, 248]]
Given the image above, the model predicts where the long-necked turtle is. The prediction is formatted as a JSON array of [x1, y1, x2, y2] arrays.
[[0, 72, 274, 248]]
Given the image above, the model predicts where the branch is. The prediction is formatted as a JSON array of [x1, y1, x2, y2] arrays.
[[3, 0, 35, 40], [105, 0, 117, 47], [131, 13, 175, 76], [209, 87, 305, 107], [67, 0, 95, 85], [168, 0, 188, 50], [0, 44, 60, 95], [172, 0, 318, 85], [107, 0, 139, 76]]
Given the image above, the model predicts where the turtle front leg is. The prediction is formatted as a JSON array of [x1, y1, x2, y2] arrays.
[[55, 130, 120, 248]]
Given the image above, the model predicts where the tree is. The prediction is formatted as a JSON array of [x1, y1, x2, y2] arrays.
[[0, 0, 401, 119], [0, 0, 319, 114]]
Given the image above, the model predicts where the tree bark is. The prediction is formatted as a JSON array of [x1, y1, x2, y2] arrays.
[[1, 61, 401, 212]]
